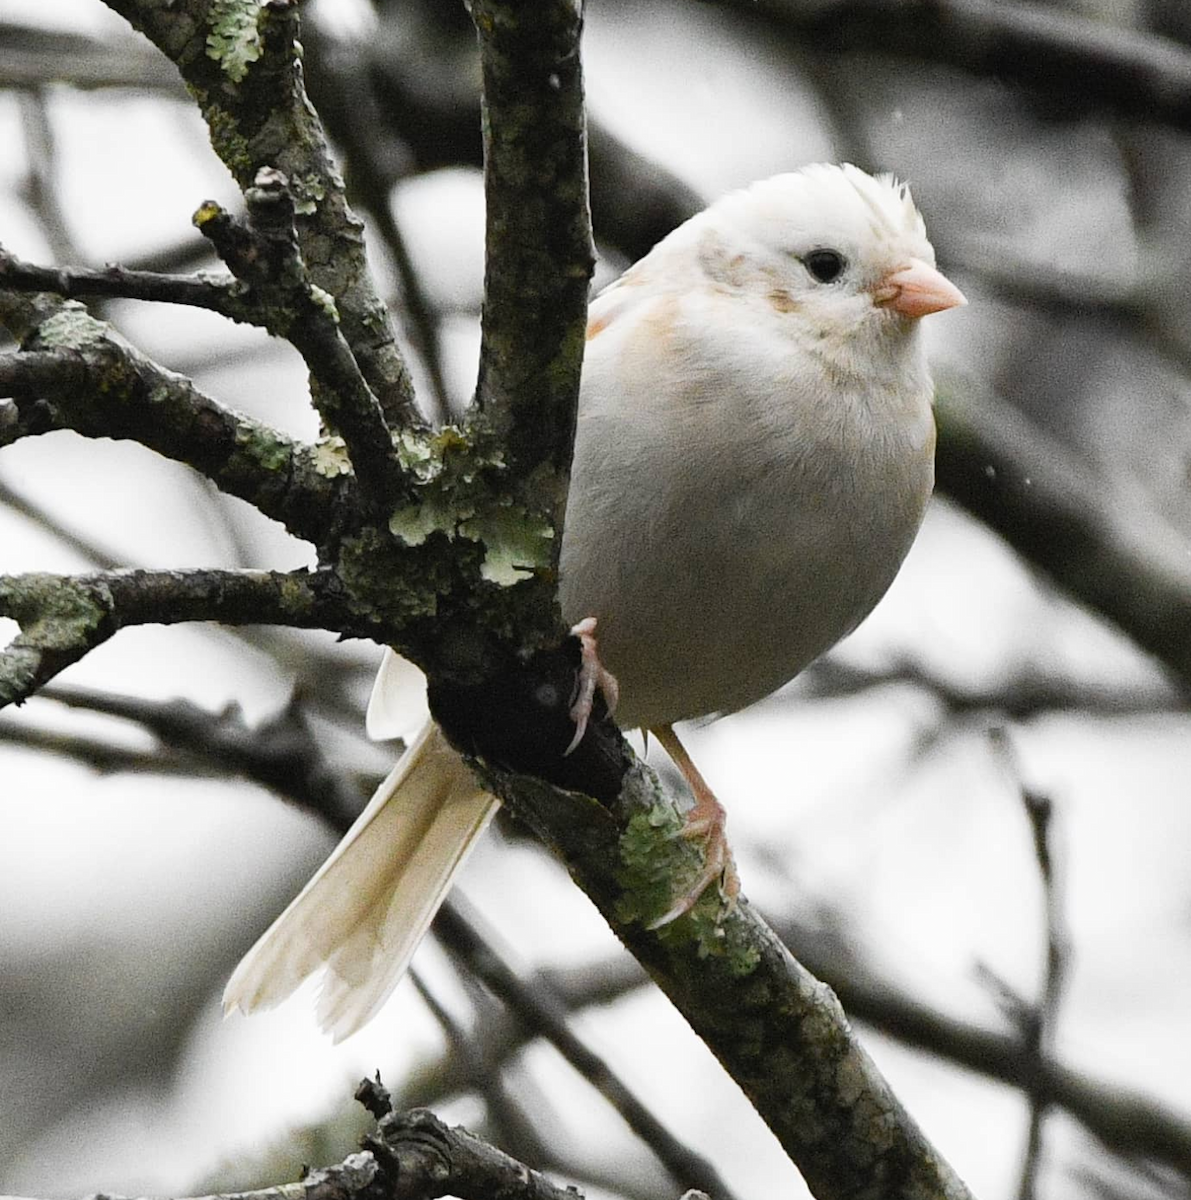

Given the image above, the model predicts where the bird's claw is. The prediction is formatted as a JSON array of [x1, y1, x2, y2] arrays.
[[646, 798, 740, 928], [565, 616, 619, 756]]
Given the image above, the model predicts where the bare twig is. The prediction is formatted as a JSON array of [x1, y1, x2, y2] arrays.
[[793, 656, 1184, 720], [304, 25, 451, 423], [42, 684, 372, 830], [0, 20, 178, 90], [408, 966, 555, 1173], [0, 308, 354, 544], [17, 88, 80, 266], [0, 246, 268, 324], [989, 729, 1070, 1200], [934, 369, 1191, 693], [0, 567, 381, 708], [0, 474, 125, 570], [0, 717, 198, 774], [194, 169, 403, 504]]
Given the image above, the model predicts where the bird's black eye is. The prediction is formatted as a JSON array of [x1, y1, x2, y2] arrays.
[[803, 249, 847, 284]]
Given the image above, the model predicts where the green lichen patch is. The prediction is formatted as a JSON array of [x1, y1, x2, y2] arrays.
[[459, 502, 554, 586], [335, 525, 443, 629], [33, 304, 105, 351], [206, 0, 264, 84], [311, 435, 352, 478], [309, 284, 339, 321], [616, 801, 760, 975], [388, 427, 552, 586], [290, 173, 328, 217], [389, 493, 465, 548], [615, 802, 687, 925], [234, 421, 292, 472], [201, 107, 253, 182], [0, 574, 111, 648], [276, 573, 317, 618]]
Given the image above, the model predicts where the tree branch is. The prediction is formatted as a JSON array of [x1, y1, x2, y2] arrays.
[[0, 1094, 649, 1200], [467, 755, 974, 1200], [0, 567, 368, 707], [99, 0, 423, 430], [471, 0, 595, 509], [193, 168, 403, 505], [303, 26, 452, 423], [23, 665, 1187, 1184], [989, 730, 1070, 1200], [0, 245, 261, 324], [41, 684, 372, 830], [0, 302, 353, 545]]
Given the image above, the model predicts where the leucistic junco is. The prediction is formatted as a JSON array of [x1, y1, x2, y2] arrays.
[[224, 163, 966, 1040]]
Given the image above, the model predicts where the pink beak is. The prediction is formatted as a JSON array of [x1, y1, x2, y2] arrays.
[[874, 258, 967, 318]]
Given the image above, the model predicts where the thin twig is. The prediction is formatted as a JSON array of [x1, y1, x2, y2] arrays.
[[194, 170, 403, 505], [990, 728, 1070, 1200], [0, 248, 259, 324], [0, 717, 203, 775], [409, 967, 555, 1172], [16, 88, 80, 265], [0, 474, 125, 570], [434, 896, 740, 1200], [306, 27, 451, 422], [42, 684, 372, 830], [792, 656, 1185, 720]]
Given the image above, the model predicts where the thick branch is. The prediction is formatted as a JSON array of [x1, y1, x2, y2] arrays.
[[366, 1106, 594, 1200], [0, 567, 367, 707], [465, 753, 974, 1200], [99, 0, 422, 429], [471, 0, 594, 518], [0, 304, 353, 545]]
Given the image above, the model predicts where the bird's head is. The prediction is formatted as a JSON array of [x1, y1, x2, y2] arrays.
[[692, 163, 965, 376]]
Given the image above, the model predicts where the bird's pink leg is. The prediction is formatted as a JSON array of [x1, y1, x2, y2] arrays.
[[565, 616, 620, 756], [647, 723, 740, 927]]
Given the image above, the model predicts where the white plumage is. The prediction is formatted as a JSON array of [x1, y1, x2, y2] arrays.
[[224, 164, 964, 1040]]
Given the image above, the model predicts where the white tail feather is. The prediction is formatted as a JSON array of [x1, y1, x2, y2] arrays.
[[223, 721, 498, 1042]]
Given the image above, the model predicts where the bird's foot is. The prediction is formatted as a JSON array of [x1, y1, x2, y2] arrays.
[[565, 616, 620, 756], [647, 791, 740, 928], [647, 725, 741, 928]]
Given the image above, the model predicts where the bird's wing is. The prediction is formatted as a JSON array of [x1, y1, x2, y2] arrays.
[[223, 721, 498, 1042]]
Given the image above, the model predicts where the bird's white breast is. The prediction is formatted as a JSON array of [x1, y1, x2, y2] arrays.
[[558, 285, 934, 731]]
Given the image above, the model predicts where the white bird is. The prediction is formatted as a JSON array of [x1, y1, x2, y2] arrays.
[[223, 163, 966, 1040]]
